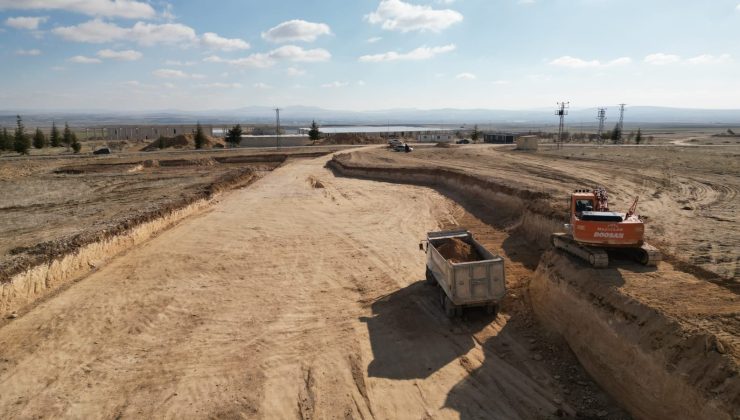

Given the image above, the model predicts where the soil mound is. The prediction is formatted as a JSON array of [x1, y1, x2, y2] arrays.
[[435, 238, 483, 263], [318, 133, 387, 145]]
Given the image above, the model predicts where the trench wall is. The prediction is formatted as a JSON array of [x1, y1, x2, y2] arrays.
[[326, 155, 562, 247], [530, 252, 737, 420]]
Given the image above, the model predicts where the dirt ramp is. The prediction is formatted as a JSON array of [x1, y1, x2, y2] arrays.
[[529, 251, 739, 420]]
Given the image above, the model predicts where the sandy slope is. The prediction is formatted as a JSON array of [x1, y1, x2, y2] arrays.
[[0, 154, 625, 419]]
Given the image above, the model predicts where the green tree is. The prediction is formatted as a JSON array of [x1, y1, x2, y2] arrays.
[[158, 135, 166, 149], [33, 128, 47, 149], [635, 128, 643, 144], [49, 122, 61, 147], [0, 127, 11, 150], [194, 122, 206, 149], [226, 124, 243, 147], [470, 124, 480, 143], [71, 136, 82, 153], [14, 115, 31, 155], [610, 123, 622, 144], [308, 120, 320, 142], [62, 122, 74, 150]]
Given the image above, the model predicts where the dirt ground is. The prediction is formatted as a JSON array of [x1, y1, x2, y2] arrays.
[[343, 143, 739, 281], [0, 148, 340, 281], [0, 152, 629, 419]]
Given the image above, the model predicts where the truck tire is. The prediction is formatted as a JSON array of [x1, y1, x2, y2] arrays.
[[486, 304, 499, 317], [425, 267, 436, 285]]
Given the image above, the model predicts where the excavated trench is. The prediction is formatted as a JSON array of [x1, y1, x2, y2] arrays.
[[327, 154, 739, 420]]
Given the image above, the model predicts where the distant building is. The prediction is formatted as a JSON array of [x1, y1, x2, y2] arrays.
[[417, 133, 454, 143], [298, 125, 450, 139], [483, 132, 517, 144]]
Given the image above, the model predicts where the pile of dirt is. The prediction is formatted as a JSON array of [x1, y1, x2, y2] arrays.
[[140, 134, 225, 151], [318, 133, 386, 145], [434, 238, 483, 263]]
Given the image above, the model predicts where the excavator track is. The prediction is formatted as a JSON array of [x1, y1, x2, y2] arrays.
[[551, 233, 609, 268], [633, 242, 661, 267]]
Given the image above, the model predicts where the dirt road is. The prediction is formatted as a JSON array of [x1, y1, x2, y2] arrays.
[[0, 154, 623, 419]]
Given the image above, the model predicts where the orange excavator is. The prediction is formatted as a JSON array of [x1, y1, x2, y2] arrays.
[[551, 187, 660, 268]]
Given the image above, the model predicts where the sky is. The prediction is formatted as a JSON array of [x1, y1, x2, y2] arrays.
[[0, 0, 739, 111]]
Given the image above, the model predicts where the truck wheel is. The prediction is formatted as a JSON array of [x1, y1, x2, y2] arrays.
[[486, 304, 499, 317], [444, 295, 457, 318], [425, 267, 436, 285]]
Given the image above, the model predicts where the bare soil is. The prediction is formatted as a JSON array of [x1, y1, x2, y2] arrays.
[[0, 152, 630, 419], [435, 238, 483, 263], [0, 149, 334, 283], [342, 143, 739, 281]]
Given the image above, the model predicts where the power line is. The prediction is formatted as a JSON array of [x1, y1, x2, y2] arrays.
[[275, 108, 281, 150], [617, 103, 626, 143], [597, 107, 607, 140], [555, 101, 569, 150]]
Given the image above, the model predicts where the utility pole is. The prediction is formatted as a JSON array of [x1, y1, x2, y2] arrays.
[[597, 107, 607, 140], [275, 108, 281, 150], [617, 103, 626, 143], [555, 101, 569, 150]]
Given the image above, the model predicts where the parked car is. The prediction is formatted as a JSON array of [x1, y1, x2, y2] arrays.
[[456, 139, 470, 144]]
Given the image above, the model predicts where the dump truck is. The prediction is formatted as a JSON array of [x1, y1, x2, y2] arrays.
[[420, 229, 506, 318]]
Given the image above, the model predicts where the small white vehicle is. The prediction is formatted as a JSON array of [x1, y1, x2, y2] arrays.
[[420, 229, 506, 317]]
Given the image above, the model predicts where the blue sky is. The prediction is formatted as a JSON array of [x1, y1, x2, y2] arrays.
[[1, 0, 739, 111]]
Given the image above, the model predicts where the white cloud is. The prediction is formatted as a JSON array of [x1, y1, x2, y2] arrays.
[[53, 19, 197, 45], [54, 19, 250, 54], [68, 55, 102, 64], [5, 16, 47, 30], [164, 60, 195, 66], [322, 81, 349, 88], [455, 72, 476, 80], [198, 82, 243, 89], [200, 32, 250, 51], [253, 82, 272, 89], [365, 0, 463, 33], [152, 68, 204, 79], [357, 80, 366, 86], [644, 53, 681, 65], [359, 44, 456, 62], [163, 82, 175, 89], [737, 3, 740, 10], [270, 45, 331, 62], [262, 19, 331, 43], [367, 36, 382, 43], [492, 80, 510, 85], [686, 54, 731, 65], [206, 45, 331, 68], [97, 48, 141, 60], [0, 0, 156, 19], [286, 67, 306, 76], [549, 55, 632, 68], [15, 48, 41, 56]]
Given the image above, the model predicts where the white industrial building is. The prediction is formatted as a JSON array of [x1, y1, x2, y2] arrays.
[[417, 133, 455, 143]]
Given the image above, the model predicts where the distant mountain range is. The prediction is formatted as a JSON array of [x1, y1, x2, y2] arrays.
[[1, 106, 738, 127]]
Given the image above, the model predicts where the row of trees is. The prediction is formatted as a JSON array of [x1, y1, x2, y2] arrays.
[[0, 116, 81, 154]]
